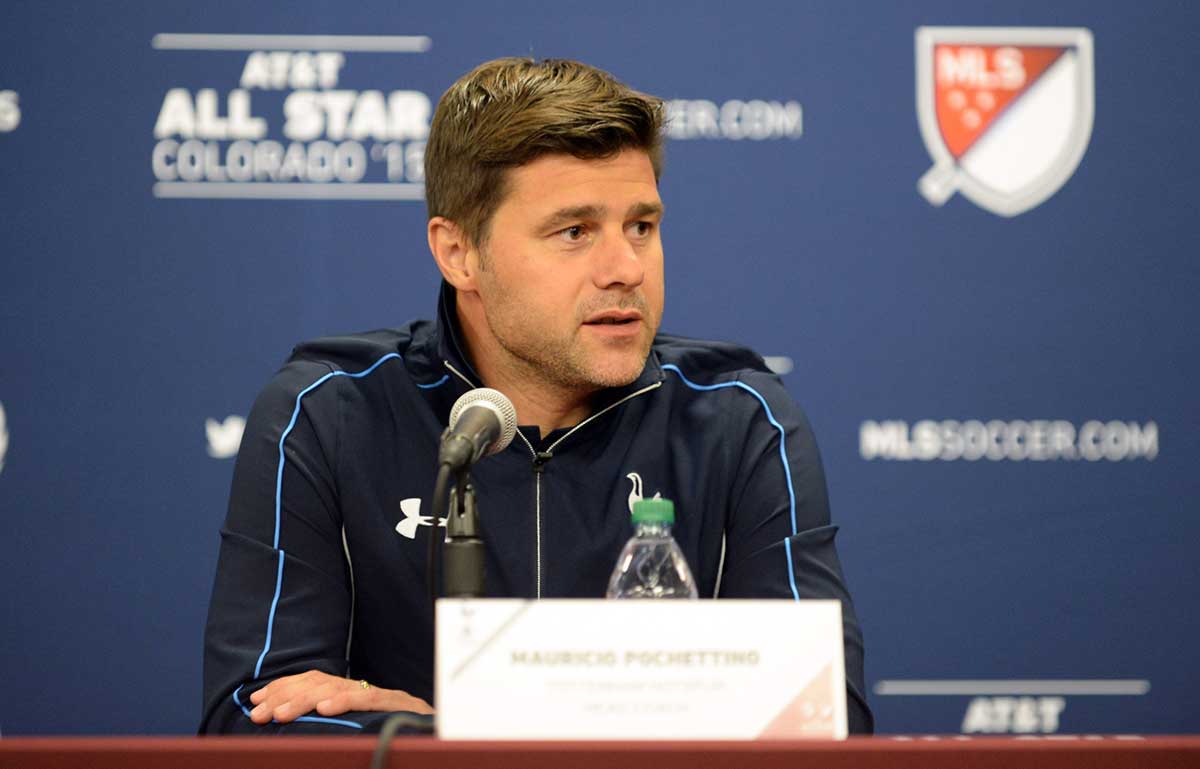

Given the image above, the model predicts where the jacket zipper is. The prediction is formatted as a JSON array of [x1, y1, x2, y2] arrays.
[[531, 450, 553, 598], [443, 361, 662, 598]]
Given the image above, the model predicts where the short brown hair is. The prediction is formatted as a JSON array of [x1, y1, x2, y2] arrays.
[[424, 57, 665, 247]]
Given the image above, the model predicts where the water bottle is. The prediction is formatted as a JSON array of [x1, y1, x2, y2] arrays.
[[606, 498, 699, 599]]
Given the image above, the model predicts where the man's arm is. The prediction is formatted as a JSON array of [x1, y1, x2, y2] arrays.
[[713, 369, 874, 734], [200, 360, 429, 734]]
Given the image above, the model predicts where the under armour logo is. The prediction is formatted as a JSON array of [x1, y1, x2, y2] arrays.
[[625, 472, 661, 514], [395, 497, 446, 539]]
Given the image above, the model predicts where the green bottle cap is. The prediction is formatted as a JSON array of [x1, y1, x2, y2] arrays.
[[632, 497, 675, 524]]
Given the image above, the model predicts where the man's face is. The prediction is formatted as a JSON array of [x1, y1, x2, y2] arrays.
[[471, 149, 664, 394]]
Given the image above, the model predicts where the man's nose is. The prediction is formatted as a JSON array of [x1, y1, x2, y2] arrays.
[[591, 228, 645, 289]]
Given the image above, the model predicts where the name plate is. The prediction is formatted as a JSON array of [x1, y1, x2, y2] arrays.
[[435, 599, 846, 740]]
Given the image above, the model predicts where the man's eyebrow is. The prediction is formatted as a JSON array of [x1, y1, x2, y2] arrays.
[[536, 201, 664, 231], [537, 205, 606, 231], [627, 201, 664, 219]]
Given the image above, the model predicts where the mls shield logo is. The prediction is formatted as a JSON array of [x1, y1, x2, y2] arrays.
[[915, 27, 1094, 216]]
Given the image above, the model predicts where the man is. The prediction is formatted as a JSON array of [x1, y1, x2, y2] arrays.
[[201, 57, 872, 734]]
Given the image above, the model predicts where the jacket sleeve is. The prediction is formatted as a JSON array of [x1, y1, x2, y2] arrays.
[[715, 369, 874, 735], [200, 361, 401, 734]]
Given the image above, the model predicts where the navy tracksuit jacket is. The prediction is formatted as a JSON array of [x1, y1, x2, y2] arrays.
[[201, 285, 873, 734]]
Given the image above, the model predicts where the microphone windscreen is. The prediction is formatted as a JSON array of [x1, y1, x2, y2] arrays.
[[448, 388, 518, 455]]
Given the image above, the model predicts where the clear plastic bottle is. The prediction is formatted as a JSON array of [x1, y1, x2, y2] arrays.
[[606, 498, 699, 599]]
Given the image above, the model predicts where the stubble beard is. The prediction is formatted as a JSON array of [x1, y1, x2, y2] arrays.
[[486, 293, 657, 394]]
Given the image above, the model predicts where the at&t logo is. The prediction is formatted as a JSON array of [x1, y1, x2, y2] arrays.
[[962, 696, 1065, 733]]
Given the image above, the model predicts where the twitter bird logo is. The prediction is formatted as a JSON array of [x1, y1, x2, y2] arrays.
[[0, 400, 8, 474], [206, 415, 245, 459]]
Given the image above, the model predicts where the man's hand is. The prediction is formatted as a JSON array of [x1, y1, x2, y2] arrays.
[[247, 670, 435, 724]]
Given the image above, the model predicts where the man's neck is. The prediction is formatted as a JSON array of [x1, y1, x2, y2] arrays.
[[453, 299, 595, 439], [484, 374, 593, 441]]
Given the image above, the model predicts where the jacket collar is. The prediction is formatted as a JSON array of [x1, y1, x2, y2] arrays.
[[435, 281, 485, 387]]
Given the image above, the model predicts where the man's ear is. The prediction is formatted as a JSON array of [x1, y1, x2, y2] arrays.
[[428, 217, 478, 291]]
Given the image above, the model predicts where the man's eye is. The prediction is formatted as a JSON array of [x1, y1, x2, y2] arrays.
[[559, 225, 587, 242], [630, 221, 654, 237]]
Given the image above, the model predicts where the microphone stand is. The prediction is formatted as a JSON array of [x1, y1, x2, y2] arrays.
[[443, 468, 485, 598], [428, 463, 486, 612]]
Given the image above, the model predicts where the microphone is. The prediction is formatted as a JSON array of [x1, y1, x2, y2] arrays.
[[439, 388, 518, 468], [434, 388, 516, 600]]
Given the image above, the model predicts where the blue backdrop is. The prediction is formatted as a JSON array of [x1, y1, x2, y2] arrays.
[[2, 0, 1197, 736]]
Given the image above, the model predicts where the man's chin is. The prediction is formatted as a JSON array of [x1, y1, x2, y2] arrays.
[[583, 353, 651, 389]]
